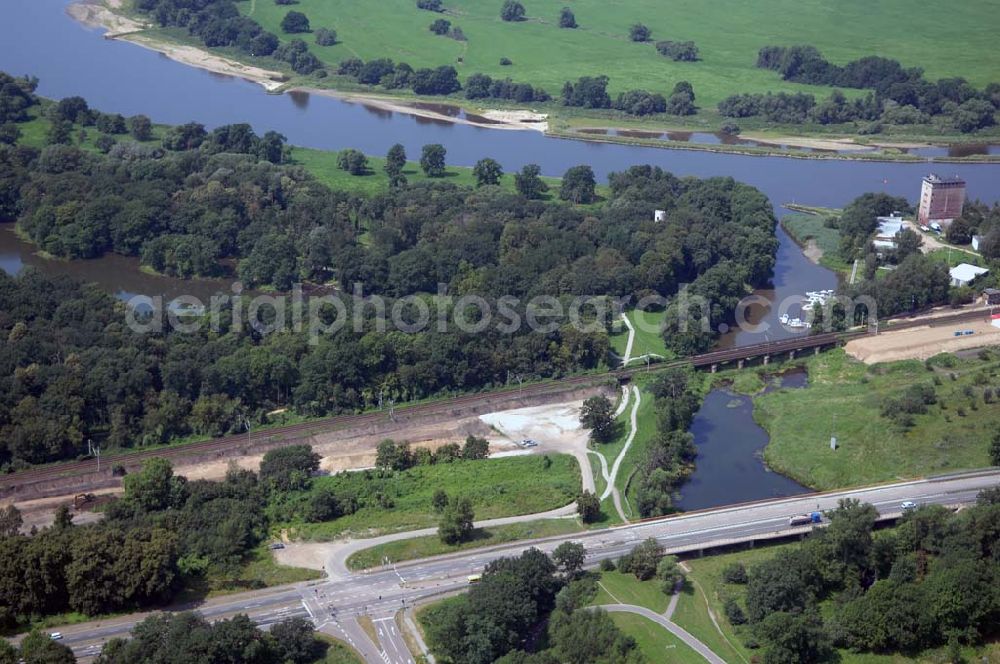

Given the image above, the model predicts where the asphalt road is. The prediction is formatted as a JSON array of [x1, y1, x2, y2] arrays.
[[36, 470, 1000, 663]]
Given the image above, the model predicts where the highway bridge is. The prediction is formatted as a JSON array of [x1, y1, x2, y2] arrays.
[[1, 306, 995, 500], [29, 470, 1000, 663]]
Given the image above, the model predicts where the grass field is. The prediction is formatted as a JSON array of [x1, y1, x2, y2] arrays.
[[780, 210, 852, 273], [590, 570, 669, 614], [756, 349, 999, 489], [608, 613, 705, 664], [609, 309, 671, 362], [241, 0, 1000, 110], [282, 454, 580, 540], [345, 517, 583, 570], [290, 146, 568, 198]]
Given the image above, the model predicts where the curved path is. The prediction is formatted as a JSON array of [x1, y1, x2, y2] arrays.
[[620, 313, 637, 366], [600, 604, 726, 664]]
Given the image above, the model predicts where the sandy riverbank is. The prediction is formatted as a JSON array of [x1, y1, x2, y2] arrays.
[[68, 0, 289, 91], [66, 0, 145, 37], [309, 89, 549, 132]]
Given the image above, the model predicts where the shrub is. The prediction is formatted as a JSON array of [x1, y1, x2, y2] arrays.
[[655, 40, 699, 62], [499, 57, 512, 66], [500, 0, 525, 21], [720, 122, 741, 135], [724, 598, 747, 625], [429, 18, 451, 35], [417, 0, 443, 10], [559, 7, 577, 28], [315, 28, 336, 46], [280, 10, 311, 33], [629, 23, 651, 42], [722, 562, 748, 584], [599, 558, 616, 572]]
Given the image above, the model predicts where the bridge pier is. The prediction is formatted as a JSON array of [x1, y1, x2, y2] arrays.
[[737, 359, 744, 370], [710, 364, 718, 374], [814, 346, 821, 356], [762, 355, 770, 366], [789, 350, 796, 360]]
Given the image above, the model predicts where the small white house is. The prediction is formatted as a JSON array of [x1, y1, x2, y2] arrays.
[[972, 235, 982, 251], [654, 209, 667, 223], [949, 263, 989, 287]]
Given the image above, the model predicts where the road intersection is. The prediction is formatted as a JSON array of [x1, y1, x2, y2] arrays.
[[35, 469, 1000, 663]]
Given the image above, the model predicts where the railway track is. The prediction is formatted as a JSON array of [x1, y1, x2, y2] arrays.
[[2, 306, 993, 495]]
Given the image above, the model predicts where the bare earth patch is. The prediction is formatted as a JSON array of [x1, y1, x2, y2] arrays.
[[846, 319, 1000, 364], [67, 0, 145, 37], [743, 136, 877, 152]]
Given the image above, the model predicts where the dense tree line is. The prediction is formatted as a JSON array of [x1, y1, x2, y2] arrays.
[[632, 368, 701, 517], [594, 166, 780, 354], [337, 57, 461, 95], [560, 76, 696, 116], [422, 547, 644, 663], [95, 613, 325, 664], [734, 495, 1000, 662], [135, 0, 282, 62], [0, 458, 272, 627], [465, 73, 550, 103], [730, 45, 1000, 132], [949, 200, 1000, 259]]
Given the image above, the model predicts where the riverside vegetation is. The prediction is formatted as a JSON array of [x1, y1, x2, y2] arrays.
[[119, 0, 1000, 143], [0, 73, 780, 470]]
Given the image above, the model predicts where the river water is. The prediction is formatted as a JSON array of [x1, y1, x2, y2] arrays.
[[2, 0, 1000, 348], [677, 371, 812, 510]]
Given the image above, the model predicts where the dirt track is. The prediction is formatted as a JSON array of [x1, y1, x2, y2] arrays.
[[5, 385, 609, 532], [846, 318, 1000, 363]]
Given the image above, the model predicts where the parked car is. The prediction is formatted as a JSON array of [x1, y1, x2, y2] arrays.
[[519, 439, 538, 448], [49, 632, 62, 640], [268, 542, 285, 550], [901, 501, 917, 512]]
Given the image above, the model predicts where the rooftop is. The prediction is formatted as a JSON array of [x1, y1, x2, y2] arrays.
[[924, 173, 966, 185], [950, 263, 989, 283]]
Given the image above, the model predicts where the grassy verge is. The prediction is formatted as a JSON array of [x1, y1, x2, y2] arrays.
[[608, 612, 706, 664], [590, 570, 669, 614], [755, 349, 998, 490], [313, 635, 365, 664], [346, 518, 583, 570], [279, 454, 580, 541]]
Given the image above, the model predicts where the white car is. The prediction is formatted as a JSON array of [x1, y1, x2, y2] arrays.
[[521, 439, 538, 448], [901, 501, 917, 511], [49, 632, 62, 640]]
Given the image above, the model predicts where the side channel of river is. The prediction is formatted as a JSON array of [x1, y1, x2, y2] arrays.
[[676, 371, 812, 511]]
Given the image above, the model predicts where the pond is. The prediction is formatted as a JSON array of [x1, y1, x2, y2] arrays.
[[676, 371, 813, 510]]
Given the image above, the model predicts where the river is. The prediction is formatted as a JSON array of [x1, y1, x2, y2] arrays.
[[677, 371, 812, 510], [2, 0, 1000, 348]]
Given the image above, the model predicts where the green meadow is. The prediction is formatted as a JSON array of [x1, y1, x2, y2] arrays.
[[243, 0, 1000, 108], [756, 349, 999, 490]]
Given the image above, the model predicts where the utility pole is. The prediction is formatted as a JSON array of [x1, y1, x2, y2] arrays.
[[88, 439, 101, 473]]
